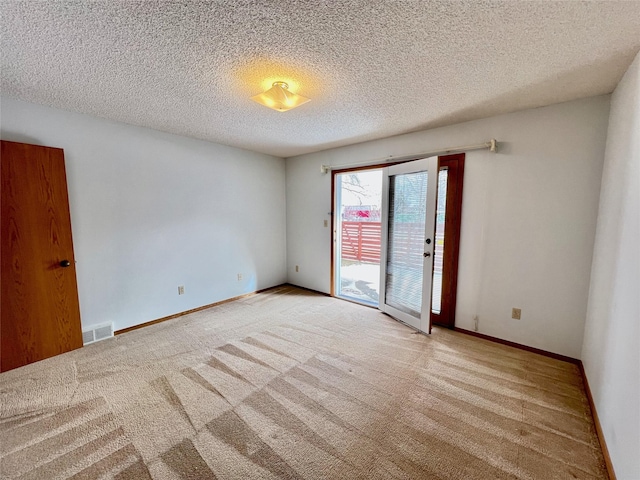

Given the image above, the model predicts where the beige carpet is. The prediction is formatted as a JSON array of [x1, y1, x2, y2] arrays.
[[0, 285, 607, 479]]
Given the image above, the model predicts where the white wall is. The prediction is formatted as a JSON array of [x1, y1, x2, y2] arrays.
[[582, 53, 640, 479], [286, 96, 610, 358], [1, 96, 287, 332]]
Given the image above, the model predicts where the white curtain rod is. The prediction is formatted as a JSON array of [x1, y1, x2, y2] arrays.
[[320, 138, 498, 174]]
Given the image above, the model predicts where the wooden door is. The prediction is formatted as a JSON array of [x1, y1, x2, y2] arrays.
[[1, 140, 83, 372]]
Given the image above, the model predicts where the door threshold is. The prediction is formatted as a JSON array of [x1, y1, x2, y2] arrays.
[[334, 295, 379, 309]]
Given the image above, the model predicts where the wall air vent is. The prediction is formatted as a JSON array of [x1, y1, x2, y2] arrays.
[[82, 322, 114, 345]]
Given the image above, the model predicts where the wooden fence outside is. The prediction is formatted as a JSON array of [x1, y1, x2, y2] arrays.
[[341, 221, 382, 263], [341, 221, 444, 275]]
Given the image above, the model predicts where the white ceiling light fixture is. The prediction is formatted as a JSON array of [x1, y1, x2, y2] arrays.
[[251, 81, 310, 112]]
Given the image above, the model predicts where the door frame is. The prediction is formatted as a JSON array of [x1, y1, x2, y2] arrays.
[[330, 153, 465, 329], [430, 153, 465, 328]]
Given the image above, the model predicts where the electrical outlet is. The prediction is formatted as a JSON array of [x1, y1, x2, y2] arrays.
[[324, 220, 328, 227], [512, 308, 521, 320], [295, 265, 299, 272], [237, 273, 242, 281], [178, 285, 185, 295]]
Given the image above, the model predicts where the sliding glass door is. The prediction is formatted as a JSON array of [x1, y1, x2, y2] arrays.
[[379, 157, 439, 333]]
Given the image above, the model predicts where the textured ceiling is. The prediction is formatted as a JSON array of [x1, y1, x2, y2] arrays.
[[1, 1, 639, 158]]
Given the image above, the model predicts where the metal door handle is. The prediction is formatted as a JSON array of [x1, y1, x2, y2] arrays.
[[423, 252, 431, 257], [60, 260, 71, 267]]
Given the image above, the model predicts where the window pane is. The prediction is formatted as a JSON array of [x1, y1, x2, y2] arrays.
[[335, 170, 383, 306], [431, 168, 448, 314], [385, 171, 428, 317]]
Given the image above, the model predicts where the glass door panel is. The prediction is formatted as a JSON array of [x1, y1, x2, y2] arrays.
[[384, 171, 428, 318], [334, 170, 383, 306], [431, 168, 448, 314], [379, 157, 439, 333]]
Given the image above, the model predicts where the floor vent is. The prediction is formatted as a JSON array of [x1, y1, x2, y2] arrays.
[[82, 322, 114, 345]]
